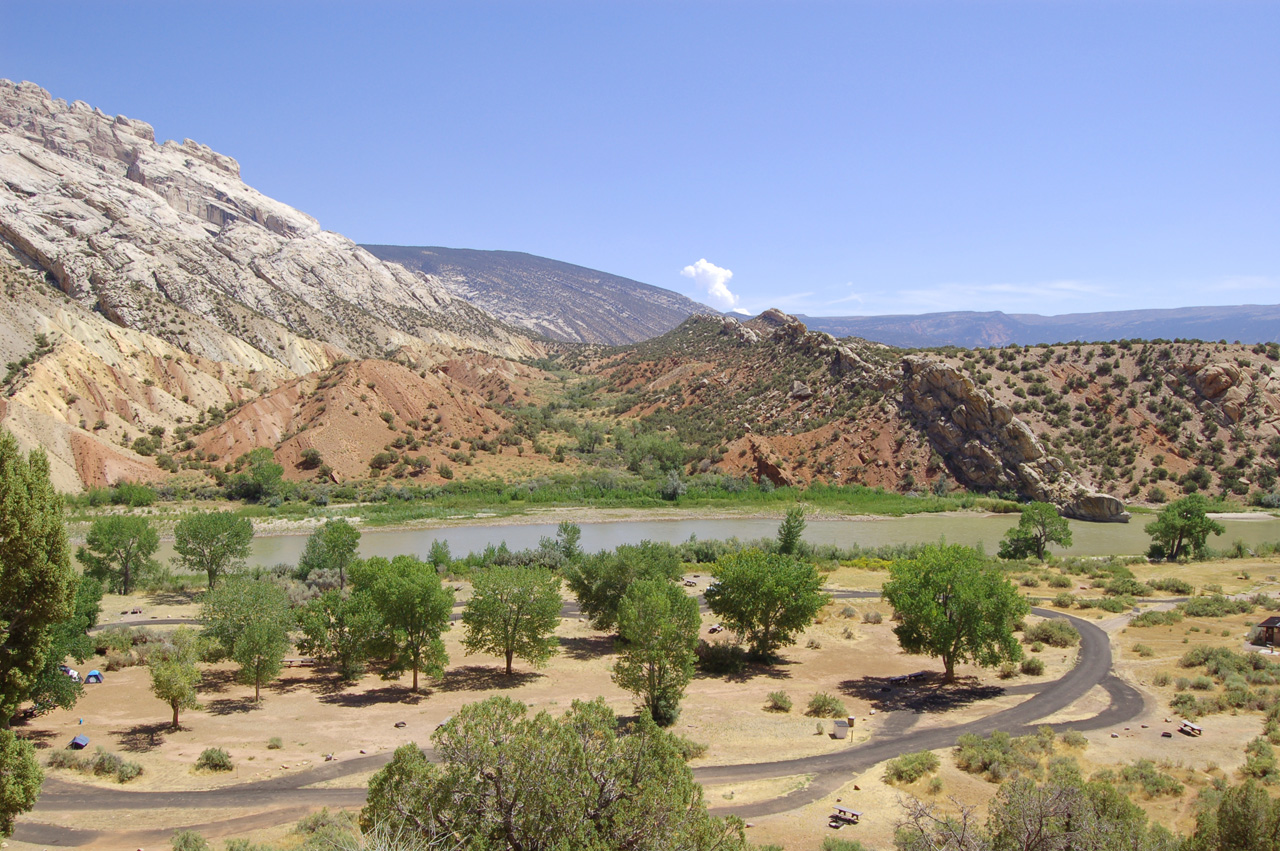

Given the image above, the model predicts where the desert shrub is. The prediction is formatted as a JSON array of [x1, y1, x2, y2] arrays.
[[1133, 643, 1155, 658], [1021, 657, 1046, 675], [171, 831, 211, 851], [806, 693, 847, 718], [1053, 592, 1075, 608], [1119, 759, 1184, 797], [1190, 676, 1214, 691], [195, 747, 232, 772], [954, 731, 1042, 781], [115, 760, 143, 782], [1179, 595, 1253, 618], [1130, 610, 1182, 627], [822, 839, 870, 851], [998, 661, 1019, 679], [1105, 577, 1151, 597], [885, 750, 940, 784], [1148, 577, 1194, 595], [1024, 619, 1080, 648], [46, 749, 82, 770], [1047, 574, 1072, 589], [295, 807, 358, 837], [1060, 729, 1088, 748], [671, 734, 708, 761], [840, 605, 858, 618], [1097, 597, 1130, 613], [1243, 737, 1280, 784], [765, 691, 793, 713], [862, 610, 883, 625], [695, 640, 747, 675], [1030, 641, 1045, 653], [267, 736, 283, 750], [1153, 671, 1171, 687], [89, 747, 123, 777]]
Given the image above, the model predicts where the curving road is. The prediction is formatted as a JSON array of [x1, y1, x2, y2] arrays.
[[18, 595, 1143, 846]]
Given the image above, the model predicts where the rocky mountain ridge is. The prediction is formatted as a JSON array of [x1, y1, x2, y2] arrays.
[[362, 245, 713, 345]]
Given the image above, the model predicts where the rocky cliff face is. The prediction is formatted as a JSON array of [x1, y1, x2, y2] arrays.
[[900, 355, 1130, 522], [0, 80, 540, 373]]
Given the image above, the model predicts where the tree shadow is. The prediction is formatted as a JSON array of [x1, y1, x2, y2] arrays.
[[839, 674, 1004, 714], [559, 635, 616, 661], [11, 724, 56, 749], [145, 589, 202, 608], [439, 665, 543, 692], [318, 687, 425, 708], [694, 657, 796, 684], [195, 668, 239, 695], [110, 721, 170, 753], [206, 696, 260, 716]]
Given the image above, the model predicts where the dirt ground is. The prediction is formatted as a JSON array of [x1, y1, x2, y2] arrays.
[[12, 556, 1280, 850]]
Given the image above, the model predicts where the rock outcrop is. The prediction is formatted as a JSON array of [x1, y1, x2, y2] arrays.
[[901, 355, 1130, 522], [0, 80, 540, 375]]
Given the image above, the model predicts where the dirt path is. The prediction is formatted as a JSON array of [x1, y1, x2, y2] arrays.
[[15, 601, 1140, 846]]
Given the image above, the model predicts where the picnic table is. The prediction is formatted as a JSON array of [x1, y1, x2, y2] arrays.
[[1179, 720, 1203, 737], [829, 806, 862, 828]]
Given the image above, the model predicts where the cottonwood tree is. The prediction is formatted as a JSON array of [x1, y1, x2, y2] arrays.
[[297, 519, 361, 589], [201, 577, 292, 656], [882, 543, 1029, 682], [998, 502, 1072, 561], [355, 556, 453, 692], [233, 619, 289, 702], [149, 627, 203, 727], [613, 579, 700, 726], [1145, 494, 1225, 561], [361, 696, 748, 851], [704, 549, 829, 660], [172, 511, 254, 589], [296, 590, 381, 681], [775, 506, 807, 556], [0, 430, 77, 727], [563, 540, 683, 632], [461, 565, 561, 675], [0, 728, 42, 838], [76, 515, 159, 595]]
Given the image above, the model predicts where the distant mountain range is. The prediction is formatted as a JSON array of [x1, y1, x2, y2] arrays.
[[362, 245, 712, 346], [797, 304, 1280, 348]]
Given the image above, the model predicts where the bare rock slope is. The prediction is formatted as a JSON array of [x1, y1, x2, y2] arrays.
[[363, 245, 713, 345]]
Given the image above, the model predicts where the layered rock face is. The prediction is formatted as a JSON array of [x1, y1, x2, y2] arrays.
[[901, 355, 1130, 522], [0, 80, 539, 373]]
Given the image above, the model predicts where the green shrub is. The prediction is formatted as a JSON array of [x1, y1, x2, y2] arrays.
[[1153, 671, 1171, 687], [89, 747, 123, 777], [1024, 619, 1081, 648], [1105, 577, 1151, 597], [46, 749, 83, 770], [195, 747, 232, 772], [1243, 738, 1279, 784], [822, 838, 870, 851], [1130, 610, 1182, 627], [954, 731, 1042, 782], [1021, 657, 1046, 676], [115, 760, 143, 783], [1190, 676, 1214, 691], [671, 734, 708, 761], [885, 750, 940, 784], [1119, 759, 1184, 797], [171, 831, 211, 851], [1148, 577, 1194, 595], [1133, 643, 1155, 658], [806, 693, 847, 718], [1179, 595, 1253, 618], [1047, 574, 1072, 589], [695, 640, 747, 675], [267, 736, 283, 750], [765, 691, 792, 713], [1060, 730, 1088, 748], [862, 610, 883, 625], [1053, 592, 1075, 608], [294, 807, 358, 836]]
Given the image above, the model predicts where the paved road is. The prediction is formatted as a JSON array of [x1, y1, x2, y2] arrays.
[[19, 594, 1141, 846]]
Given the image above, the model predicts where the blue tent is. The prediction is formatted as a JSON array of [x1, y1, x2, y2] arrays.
[[69, 734, 89, 750], [84, 670, 103, 684]]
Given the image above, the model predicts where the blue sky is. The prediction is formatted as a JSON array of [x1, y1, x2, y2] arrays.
[[5, 1, 1277, 317]]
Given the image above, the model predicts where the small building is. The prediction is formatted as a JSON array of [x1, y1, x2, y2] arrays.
[[1258, 616, 1280, 646]]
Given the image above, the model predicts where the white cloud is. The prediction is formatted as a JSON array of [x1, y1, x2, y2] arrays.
[[680, 259, 739, 310]]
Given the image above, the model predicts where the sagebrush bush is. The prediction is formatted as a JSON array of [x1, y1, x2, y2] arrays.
[[171, 831, 211, 851], [861, 610, 882, 624], [885, 750, 940, 784], [46, 749, 82, 770], [1021, 657, 1045, 676], [1060, 729, 1088, 748], [195, 747, 232, 772], [806, 693, 847, 718], [1024, 619, 1081, 648], [671, 734, 708, 760], [765, 691, 792, 713]]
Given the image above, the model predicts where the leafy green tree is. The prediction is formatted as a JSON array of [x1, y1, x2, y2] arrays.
[[297, 519, 361, 589], [296, 590, 380, 681], [613, 579, 700, 726], [1187, 779, 1280, 851], [173, 511, 254, 589], [361, 696, 748, 851], [461, 566, 562, 675], [233, 619, 289, 702], [704, 549, 829, 660], [149, 627, 203, 727], [555, 520, 582, 562], [998, 502, 1072, 561], [0, 728, 42, 837], [27, 576, 102, 715], [76, 515, 159, 595], [1145, 493, 1225, 561], [354, 556, 453, 692], [201, 577, 292, 659], [882, 544, 1029, 682], [0, 431, 77, 727], [227, 447, 284, 502], [776, 506, 807, 555], [563, 541, 684, 632]]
